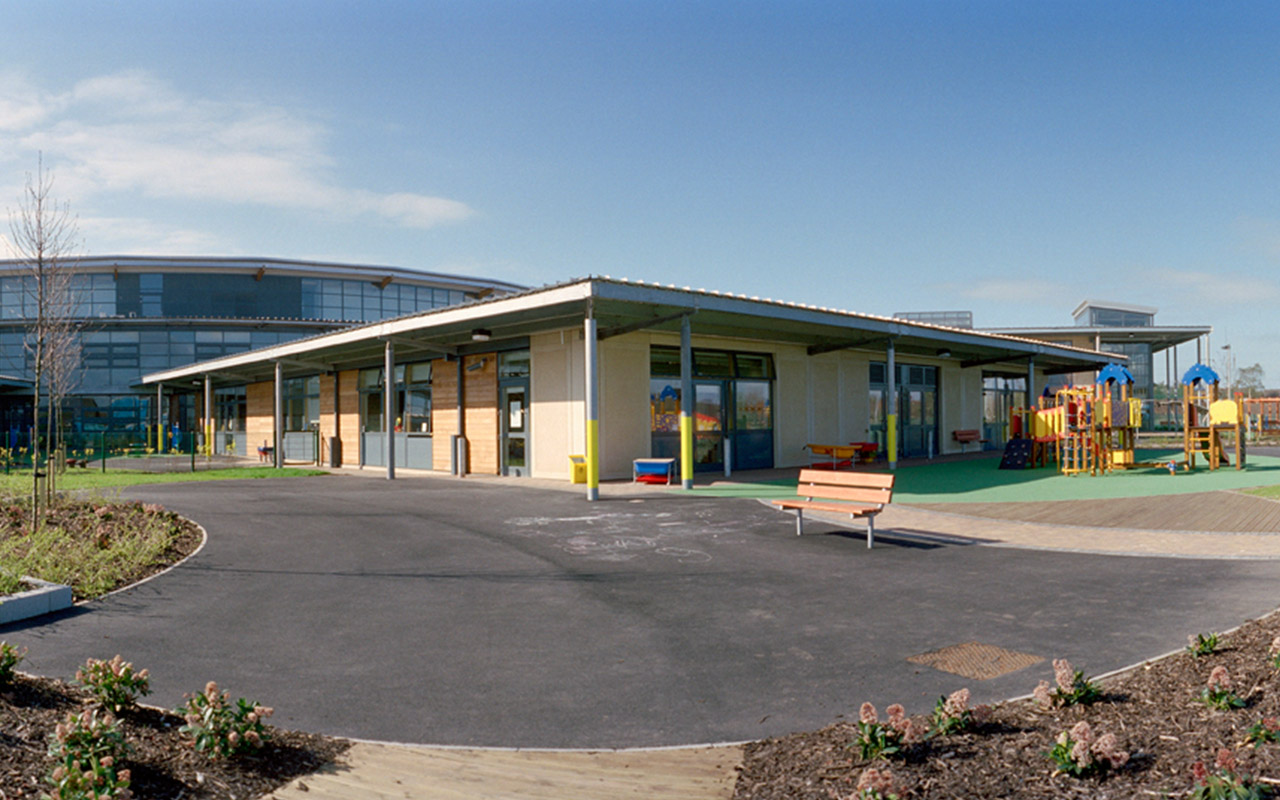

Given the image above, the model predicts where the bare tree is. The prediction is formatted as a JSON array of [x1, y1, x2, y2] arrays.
[[6, 157, 81, 527]]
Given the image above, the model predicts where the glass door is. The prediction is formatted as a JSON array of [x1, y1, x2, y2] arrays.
[[694, 381, 725, 471], [500, 382, 528, 476], [732, 379, 773, 470]]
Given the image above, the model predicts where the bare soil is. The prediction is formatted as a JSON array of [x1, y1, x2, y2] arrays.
[[735, 612, 1280, 799]]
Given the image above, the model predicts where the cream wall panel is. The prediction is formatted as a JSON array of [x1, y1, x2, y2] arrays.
[[774, 348, 810, 468], [529, 330, 586, 480], [809, 356, 840, 444], [839, 352, 872, 443], [599, 333, 651, 481]]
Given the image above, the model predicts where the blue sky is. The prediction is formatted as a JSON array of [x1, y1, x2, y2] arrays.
[[2, 1, 1278, 384]]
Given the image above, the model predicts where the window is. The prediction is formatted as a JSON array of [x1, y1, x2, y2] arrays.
[[283, 376, 320, 431]]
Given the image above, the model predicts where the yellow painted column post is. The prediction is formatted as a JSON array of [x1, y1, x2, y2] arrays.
[[584, 305, 600, 501], [155, 382, 164, 454], [886, 339, 897, 470], [203, 374, 213, 457], [680, 314, 694, 490]]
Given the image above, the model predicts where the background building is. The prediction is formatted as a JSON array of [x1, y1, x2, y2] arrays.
[[0, 256, 523, 445]]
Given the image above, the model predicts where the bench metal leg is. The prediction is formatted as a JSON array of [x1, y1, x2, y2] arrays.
[[866, 515, 874, 548], [795, 508, 804, 536]]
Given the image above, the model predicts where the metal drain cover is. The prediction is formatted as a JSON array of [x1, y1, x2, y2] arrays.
[[907, 641, 1044, 680]]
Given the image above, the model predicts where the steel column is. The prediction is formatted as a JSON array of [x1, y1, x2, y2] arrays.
[[680, 315, 694, 490], [273, 361, 283, 468], [203, 374, 212, 457], [585, 309, 600, 501], [385, 340, 395, 480], [886, 340, 897, 470], [155, 383, 164, 453], [332, 370, 340, 466]]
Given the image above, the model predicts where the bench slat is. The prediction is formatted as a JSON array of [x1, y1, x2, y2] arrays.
[[773, 499, 881, 515], [797, 485, 892, 505], [796, 469, 894, 489]]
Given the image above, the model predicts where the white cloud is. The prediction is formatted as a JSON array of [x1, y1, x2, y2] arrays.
[[1, 70, 474, 230], [1143, 266, 1280, 306], [951, 276, 1073, 303], [77, 215, 223, 256]]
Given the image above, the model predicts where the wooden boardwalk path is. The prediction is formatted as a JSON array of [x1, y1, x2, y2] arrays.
[[268, 743, 742, 800]]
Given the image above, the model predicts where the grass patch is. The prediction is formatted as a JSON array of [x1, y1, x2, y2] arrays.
[[0, 466, 326, 493], [0, 499, 201, 600], [1243, 484, 1280, 501]]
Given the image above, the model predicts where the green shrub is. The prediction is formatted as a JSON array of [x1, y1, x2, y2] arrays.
[[0, 640, 25, 685], [46, 708, 132, 800], [177, 681, 274, 759], [76, 655, 151, 713]]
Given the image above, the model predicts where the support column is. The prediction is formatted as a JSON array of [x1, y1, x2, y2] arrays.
[[273, 361, 283, 469], [203, 375, 213, 457], [1027, 357, 1036, 438], [455, 357, 466, 476], [155, 383, 164, 454], [332, 370, 340, 467], [886, 340, 897, 470], [385, 340, 396, 480], [1197, 336, 1203, 364], [680, 315, 694, 490], [585, 308, 600, 501]]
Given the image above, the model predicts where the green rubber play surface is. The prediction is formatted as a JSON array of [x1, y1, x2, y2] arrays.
[[693, 450, 1280, 504]]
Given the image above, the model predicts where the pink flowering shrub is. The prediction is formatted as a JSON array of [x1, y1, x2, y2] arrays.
[[46, 708, 132, 800], [929, 687, 990, 736], [1188, 632, 1222, 658], [1243, 717, 1280, 748], [852, 702, 921, 761], [1199, 666, 1246, 711], [76, 654, 150, 713], [1190, 748, 1267, 800], [848, 766, 903, 799], [1046, 720, 1129, 778], [1034, 658, 1102, 708], [0, 640, 25, 686], [177, 681, 274, 759]]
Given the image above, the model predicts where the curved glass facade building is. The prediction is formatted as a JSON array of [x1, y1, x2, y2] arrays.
[[0, 256, 523, 439]]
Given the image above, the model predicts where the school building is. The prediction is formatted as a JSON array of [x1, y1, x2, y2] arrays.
[[142, 276, 1117, 497]]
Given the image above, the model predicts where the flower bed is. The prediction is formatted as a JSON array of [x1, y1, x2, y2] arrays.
[[735, 613, 1280, 799]]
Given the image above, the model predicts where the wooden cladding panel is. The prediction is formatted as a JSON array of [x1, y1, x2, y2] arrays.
[[464, 354, 499, 474], [246, 381, 274, 455], [431, 359, 458, 471], [337, 369, 359, 467]]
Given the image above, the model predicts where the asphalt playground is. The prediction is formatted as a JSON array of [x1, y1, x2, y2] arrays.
[[6, 473, 1280, 749]]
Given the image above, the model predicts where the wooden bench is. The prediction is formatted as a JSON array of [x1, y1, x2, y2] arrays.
[[952, 429, 986, 453], [771, 469, 895, 547]]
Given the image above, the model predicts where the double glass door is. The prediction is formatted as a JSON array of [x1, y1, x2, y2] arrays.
[[692, 379, 773, 472]]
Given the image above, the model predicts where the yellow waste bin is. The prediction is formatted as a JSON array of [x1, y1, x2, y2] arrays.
[[568, 454, 587, 484]]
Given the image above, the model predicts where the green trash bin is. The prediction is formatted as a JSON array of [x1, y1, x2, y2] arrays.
[[568, 454, 587, 484]]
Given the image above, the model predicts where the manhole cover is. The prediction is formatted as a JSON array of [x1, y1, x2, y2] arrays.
[[907, 641, 1044, 680]]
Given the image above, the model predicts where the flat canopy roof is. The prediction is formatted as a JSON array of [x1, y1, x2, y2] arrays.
[[983, 325, 1211, 353], [142, 277, 1120, 389]]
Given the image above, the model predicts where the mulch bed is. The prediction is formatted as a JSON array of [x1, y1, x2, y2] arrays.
[[735, 611, 1280, 798], [0, 674, 349, 798], [1, 498, 203, 601]]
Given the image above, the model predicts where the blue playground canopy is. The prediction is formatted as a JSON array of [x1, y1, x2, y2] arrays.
[[1096, 363, 1134, 385], [1181, 363, 1219, 386]]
